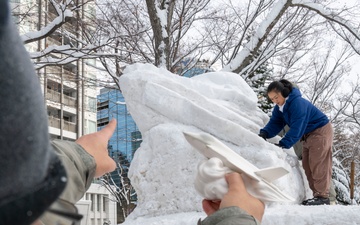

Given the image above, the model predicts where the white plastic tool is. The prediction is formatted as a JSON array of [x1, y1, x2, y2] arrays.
[[183, 131, 295, 203]]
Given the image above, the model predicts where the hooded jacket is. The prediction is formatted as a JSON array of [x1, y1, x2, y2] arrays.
[[260, 88, 329, 149], [0, 1, 67, 224]]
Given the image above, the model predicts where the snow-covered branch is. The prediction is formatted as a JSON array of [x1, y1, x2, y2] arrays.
[[292, 0, 360, 44], [21, 1, 74, 44], [100, 159, 135, 221], [222, 0, 291, 73]]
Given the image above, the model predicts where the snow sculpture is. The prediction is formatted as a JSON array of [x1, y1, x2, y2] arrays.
[[119, 63, 304, 219]]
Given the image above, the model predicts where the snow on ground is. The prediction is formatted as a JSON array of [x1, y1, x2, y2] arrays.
[[120, 205, 360, 225], [119, 63, 360, 225]]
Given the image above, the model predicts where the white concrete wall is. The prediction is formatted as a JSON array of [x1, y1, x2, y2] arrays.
[[77, 183, 117, 225]]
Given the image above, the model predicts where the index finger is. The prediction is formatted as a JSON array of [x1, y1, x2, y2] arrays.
[[99, 119, 117, 140]]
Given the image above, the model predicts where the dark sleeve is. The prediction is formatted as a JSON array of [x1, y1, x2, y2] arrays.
[[199, 207, 261, 225], [0, 0, 55, 199], [260, 107, 286, 139], [279, 99, 308, 148]]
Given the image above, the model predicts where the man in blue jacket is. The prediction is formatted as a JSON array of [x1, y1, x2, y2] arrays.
[[259, 79, 333, 206]]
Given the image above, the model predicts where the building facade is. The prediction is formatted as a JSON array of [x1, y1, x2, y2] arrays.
[[97, 87, 140, 222], [97, 87, 142, 163], [11, 0, 98, 141]]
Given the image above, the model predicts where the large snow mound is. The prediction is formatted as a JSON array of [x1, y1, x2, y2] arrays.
[[119, 63, 360, 224]]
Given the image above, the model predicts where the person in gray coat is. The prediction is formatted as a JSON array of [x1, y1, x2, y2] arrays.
[[0, 0, 116, 224], [0, 0, 66, 223], [39, 121, 117, 225]]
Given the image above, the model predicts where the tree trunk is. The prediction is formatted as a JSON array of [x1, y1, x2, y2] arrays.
[[145, 0, 175, 68]]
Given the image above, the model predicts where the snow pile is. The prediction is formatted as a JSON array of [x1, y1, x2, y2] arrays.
[[119, 63, 360, 225]]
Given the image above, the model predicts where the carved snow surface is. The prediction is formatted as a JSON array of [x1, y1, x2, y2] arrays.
[[119, 63, 304, 219]]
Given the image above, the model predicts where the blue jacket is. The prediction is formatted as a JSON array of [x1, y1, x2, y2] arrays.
[[260, 88, 329, 149]]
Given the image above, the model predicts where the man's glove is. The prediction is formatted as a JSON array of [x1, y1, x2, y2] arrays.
[[258, 131, 267, 140]]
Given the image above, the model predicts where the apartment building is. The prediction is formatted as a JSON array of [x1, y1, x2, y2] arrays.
[[11, 0, 98, 140], [45, 61, 98, 140]]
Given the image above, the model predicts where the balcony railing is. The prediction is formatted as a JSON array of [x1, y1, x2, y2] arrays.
[[48, 116, 61, 129], [47, 66, 62, 75], [64, 120, 76, 133], [46, 67, 76, 82], [46, 88, 60, 103], [48, 116, 77, 133], [46, 89, 77, 107], [63, 94, 76, 107]]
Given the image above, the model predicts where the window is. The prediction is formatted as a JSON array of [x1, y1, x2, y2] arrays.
[[87, 58, 96, 66], [87, 120, 96, 134], [63, 87, 76, 97], [63, 36, 76, 47], [63, 113, 75, 123], [131, 131, 142, 157], [87, 72, 96, 80], [87, 96, 97, 113], [90, 194, 94, 211], [26, 0, 36, 6], [97, 100, 109, 111], [103, 196, 107, 212], [97, 194, 101, 211], [88, 5, 96, 17], [97, 117, 109, 127]]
